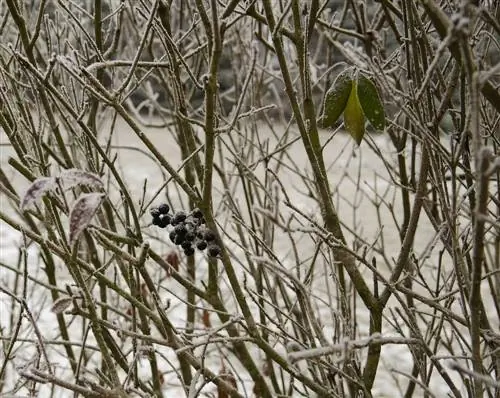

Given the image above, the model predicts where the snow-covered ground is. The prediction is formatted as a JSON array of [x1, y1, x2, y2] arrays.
[[0, 119, 496, 396]]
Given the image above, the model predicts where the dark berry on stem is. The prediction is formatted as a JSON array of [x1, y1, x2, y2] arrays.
[[158, 203, 170, 214], [207, 244, 221, 258], [185, 232, 196, 242], [173, 211, 187, 224], [174, 224, 187, 236], [181, 241, 192, 250], [191, 208, 203, 219], [196, 240, 208, 251], [152, 215, 161, 226], [204, 230, 216, 242], [184, 247, 195, 256], [169, 231, 177, 243], [175, 235, 185, 245], [150, 207, 160, 218], [158, 214, 170, 228]]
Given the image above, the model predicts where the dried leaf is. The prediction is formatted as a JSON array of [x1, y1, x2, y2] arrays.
[[164, 251, 180, 277], [343, 80, 365, 145], [68, 193, 105, 246], [217, 363, 237, 398], [262, 360, 272, 377], [20, 177, 56, 211], [59, 169, 104, 190], [140, 283, 150, 300], [156, 371, 165, 386], [357, 74, 385, 131], [202, 308, 211, 329], [319, 69, 353, 128], [50, 297, 73, 314]]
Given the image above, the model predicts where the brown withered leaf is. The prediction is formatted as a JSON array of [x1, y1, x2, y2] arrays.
[[164, 251, 180, 277], [202, 308, 211, 329], [262, 359, 272, 377], [217, 363, 238, 398]]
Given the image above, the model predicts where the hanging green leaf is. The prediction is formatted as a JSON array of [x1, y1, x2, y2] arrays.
[[319, 69, 353, 128], [357, 74, 385, 131], [343, 80, 365, 145]]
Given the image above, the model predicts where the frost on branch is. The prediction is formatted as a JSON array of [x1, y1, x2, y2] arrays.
[[68, 192, 105, 246], [19, 177, 56, 211]]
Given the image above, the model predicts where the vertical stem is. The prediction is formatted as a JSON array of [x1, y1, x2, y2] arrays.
[[470, 149, 489, 398], [67, 245, 123, 393], [260, 0, 376, 313], [86, 0, 105, 169], [4, 0, 73, 168], [469, 67, 487, 397]]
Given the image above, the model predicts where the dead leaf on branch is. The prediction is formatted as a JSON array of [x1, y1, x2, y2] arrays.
[[20, 168, 105, 212], [59, 169, 104, 190], [50, 296, 73, 314], [19, 177, 56, 211], [217, 362, 238, 398], [68, 192, 105, 246]]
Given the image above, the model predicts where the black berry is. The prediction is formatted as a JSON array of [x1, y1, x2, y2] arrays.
[[207, 244, 221, 258], [191, 208, 203, 219], [157, 206, 220, 258], [150, 207, 160, 218], [196, 240, 207, 251], [174, 224, 187, 236], [169, 231, 177, 243], [158, 203, 170, 214], [157, 214, 170, 228], [172, 211, 187, 224], [203, 230, 216, 242]]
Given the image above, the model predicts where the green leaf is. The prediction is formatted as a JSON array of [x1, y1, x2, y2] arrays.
[[343, 80, 365, 145], [357, 74, 385, 131], [319, 69, 353, 128]]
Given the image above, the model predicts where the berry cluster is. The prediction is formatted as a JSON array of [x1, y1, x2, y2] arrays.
[[150, 204, 221, 258]]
